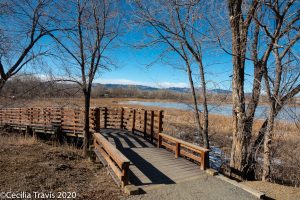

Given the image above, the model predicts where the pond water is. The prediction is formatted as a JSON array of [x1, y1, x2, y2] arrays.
[[120, 100, 300, 122]]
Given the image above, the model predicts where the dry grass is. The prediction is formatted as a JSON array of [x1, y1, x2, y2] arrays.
[[0, 133, 124, 200], [163, 108, 299, 141], [0, 132, 82, 154], [0, 134, 37, 146]]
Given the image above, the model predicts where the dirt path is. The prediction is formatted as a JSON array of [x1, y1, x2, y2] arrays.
[[126, 174, 300, 200], [126, 173, 257, 200], [0, 134, 125, 200]]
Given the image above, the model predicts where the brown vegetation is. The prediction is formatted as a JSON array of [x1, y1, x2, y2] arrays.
[[0, 133, 124, 200]]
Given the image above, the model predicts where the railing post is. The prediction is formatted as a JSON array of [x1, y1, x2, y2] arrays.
[[132, 109, 136, 134], [200, 151, 209, 170], [120, 107, 124, 129], [54, 123, 62, 143], [18, 108, 21, 126], [25, 125, 32, 138], [143, 110, 147, 139], [104, 107, 108, 129], [94, 108, 100, 132], [157, 134, 162, 148], [59, 107, 63, 130], [43, 108, 46, 127], [121, 162, 129, 188], [30, 108, 33, 126], [175, 142, 180, 158], [150, 110, 154, 143], [158, 110, 163, 136]]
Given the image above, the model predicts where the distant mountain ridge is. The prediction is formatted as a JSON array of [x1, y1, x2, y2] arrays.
[[99, 84, 159, 91], [93, 83, 232, 94]]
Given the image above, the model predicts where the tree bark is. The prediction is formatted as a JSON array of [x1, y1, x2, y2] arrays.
[[83, 85, 91, 157], [262, 103, 275, 181], [185, 61, 204, 146], [198, 60, 209, 149], [0, 79, 6, 92], [227, 0, 258, 179], [229, 18, 248, 178]]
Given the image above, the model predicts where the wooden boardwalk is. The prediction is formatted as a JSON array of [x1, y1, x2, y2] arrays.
[[101, 129, 205, 188], [0, 106, 210, 190]]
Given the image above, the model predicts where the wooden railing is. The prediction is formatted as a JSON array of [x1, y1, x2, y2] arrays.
[[158, 133, 210, 170], [99, 107, 164, 142], [93, 132, 130, 188], [0, 107, 98, 137], [0, 107, 163, 141]]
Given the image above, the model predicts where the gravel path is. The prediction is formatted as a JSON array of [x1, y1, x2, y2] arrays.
[[243, 181, 300, 200], [126, 173, 258, 200]]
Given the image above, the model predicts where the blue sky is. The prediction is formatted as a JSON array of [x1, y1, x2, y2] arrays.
[[95, 46, 234, 90], [21, 21, 236, 90], [89, 0, 235, 90], [92, 26, 236, 91]]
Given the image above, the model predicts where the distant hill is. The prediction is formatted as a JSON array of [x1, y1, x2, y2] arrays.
[[93, 83, 231, 94], [166, 87, 191, 93], [101, 84, 159, 91], [210, 89, 232, 94]]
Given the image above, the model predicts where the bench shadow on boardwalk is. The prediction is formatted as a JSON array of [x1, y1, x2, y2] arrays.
[[101, 128, 204, 187]]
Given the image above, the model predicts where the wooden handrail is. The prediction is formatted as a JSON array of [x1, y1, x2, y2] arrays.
[[0, 107, 96, 137], [98, 107, 164, 143], [158, 133, 209, 152], [158, 133, 210, 170], [0, 106, 164, 141], [94, 133, 130, 168], [94, 132, 130, 188]]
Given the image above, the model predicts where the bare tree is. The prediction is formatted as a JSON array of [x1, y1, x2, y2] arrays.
[[254, 0, 300, 181], [0, 0, 59, 91], [226, 0, 259, 178], [238, 0, 300, 181], [49, 0, 119, 156], [131, 0, 211, 148], [226, 0, 299, 180]]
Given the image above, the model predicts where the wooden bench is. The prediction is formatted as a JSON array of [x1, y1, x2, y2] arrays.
[[93, 132, 130, 188], [158, 133, 210, 170]]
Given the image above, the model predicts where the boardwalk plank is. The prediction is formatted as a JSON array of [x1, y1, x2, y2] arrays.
[[100, 129, 205, 187]]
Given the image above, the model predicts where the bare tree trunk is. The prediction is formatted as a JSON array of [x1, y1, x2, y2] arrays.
[[227, 0, 258, 178], [49, 0, 118, 157], [229, 22, 248, 175], [0, 79, 6, 92], [230, 78, 248, 178], [83, 85, 91, 157], [262, 103, 275, 181], [185, 61, 203, 145], [198, 60, 209, 149], [240, 0, 299, 179]]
